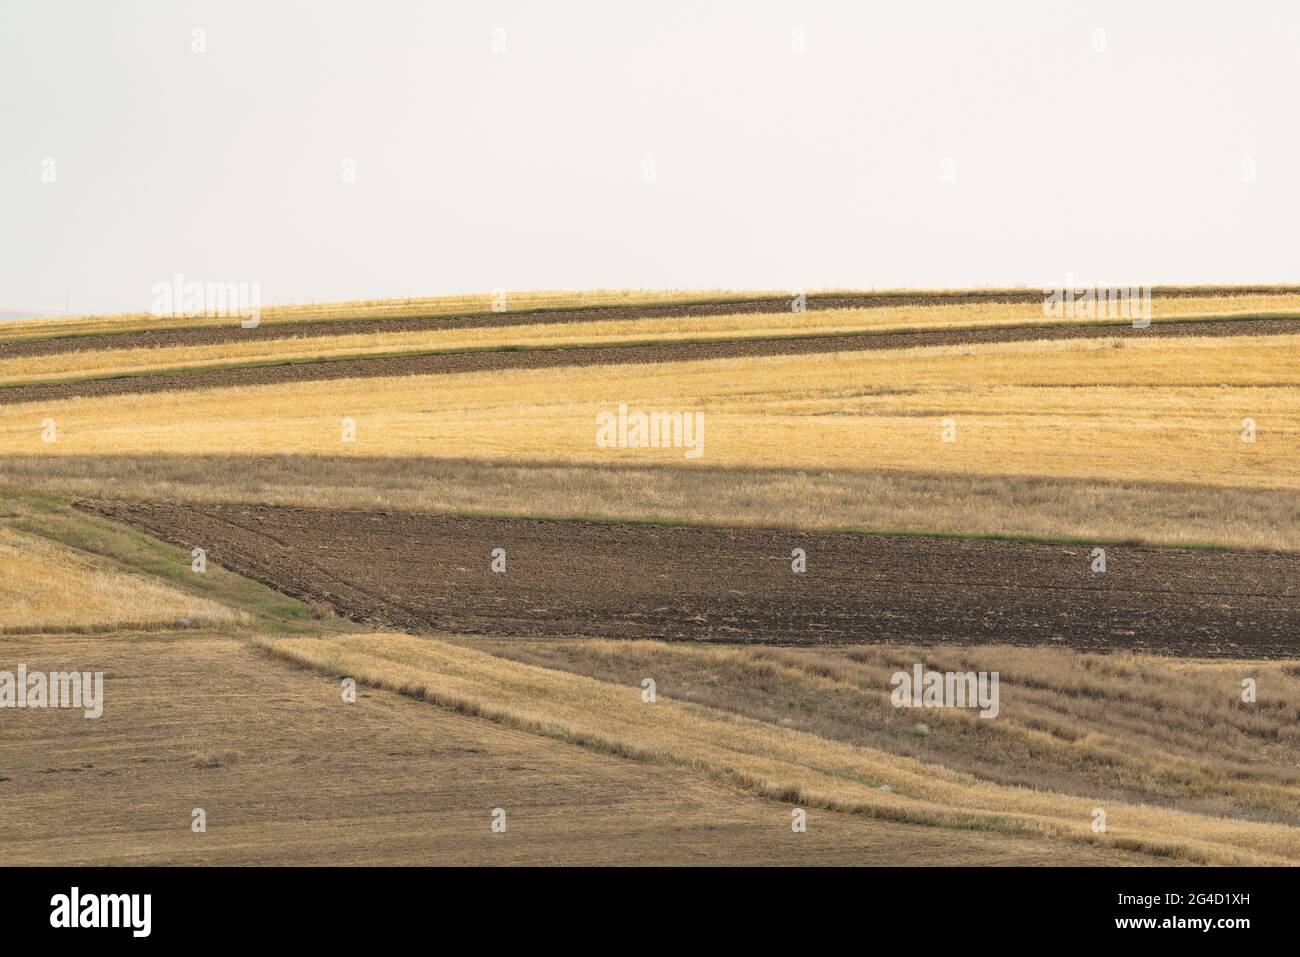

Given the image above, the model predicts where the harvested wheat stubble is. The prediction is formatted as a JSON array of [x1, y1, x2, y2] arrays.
[[262, 632, 1300, 865], [79, 501, 1300, 658], [5, 314, 1300, 406], [7, 285, 1297, 358], [9, 635, 1129, 866]]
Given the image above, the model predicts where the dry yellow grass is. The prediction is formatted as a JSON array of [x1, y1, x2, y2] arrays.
[[4, 333, 1297, 491], [462, 637, 1300, 824], [5, 294, 1298, 387], [258, 632, 1300, 865], [0, 524, 244, 634], [3, 454, 1296, 550]]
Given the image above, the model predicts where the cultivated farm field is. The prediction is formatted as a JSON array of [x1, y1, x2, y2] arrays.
[[2, 287, 1299, 866]]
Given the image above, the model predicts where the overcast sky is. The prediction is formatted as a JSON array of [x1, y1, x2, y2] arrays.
[[2, 0, 1297, 316]]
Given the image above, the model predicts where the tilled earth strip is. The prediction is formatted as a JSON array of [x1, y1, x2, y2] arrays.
[[79, 501, 1300, 657], [5, 292, 1041, 358], [7, 286, 1296, 359], [7, 315, 1300, 406]]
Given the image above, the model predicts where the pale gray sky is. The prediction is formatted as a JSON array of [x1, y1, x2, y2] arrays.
[[2, 0, 1297, 316]]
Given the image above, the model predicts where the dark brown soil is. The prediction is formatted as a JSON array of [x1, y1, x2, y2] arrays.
[[7, 315, 1300, 406], [78, 501, 1300, 658], [7, 286, 1296, 359]]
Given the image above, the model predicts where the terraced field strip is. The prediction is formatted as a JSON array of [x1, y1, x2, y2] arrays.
[[0, 288, 786, 345], [5, 314, 1300, 405], [2, 291, 1022, 355], [21, 297, 1293, 387], [9, 334, 1296, 492], [7, 288, 1299, 358], [80, 502, 1300, 657]]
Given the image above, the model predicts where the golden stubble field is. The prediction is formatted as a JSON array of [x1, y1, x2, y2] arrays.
[[17, 633, 1126, 866], [3, 333, 1296, 499], [6, 292, 1297, 386]]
